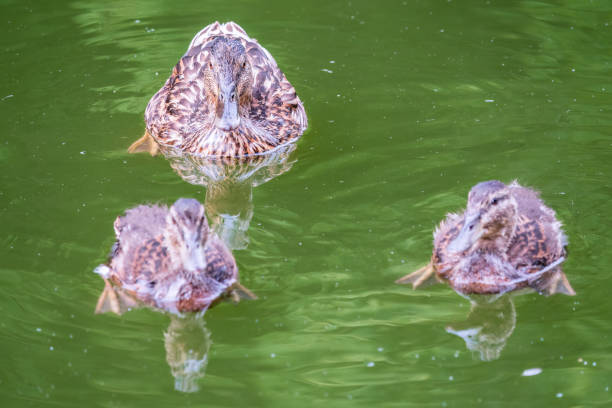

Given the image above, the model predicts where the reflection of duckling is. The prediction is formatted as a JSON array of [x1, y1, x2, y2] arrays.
[[94, 198, 255, 315], [446, 295, 516, 361], [161, 144, 296, 250], [164, 316, 212, 393], [397, 181, 574, 295], [129, 21, 307, 157]]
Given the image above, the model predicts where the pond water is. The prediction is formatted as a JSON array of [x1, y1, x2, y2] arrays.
[[2, 0, 612, 406]]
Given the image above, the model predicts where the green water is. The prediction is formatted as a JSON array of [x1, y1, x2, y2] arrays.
[[2, 0, 611, 406]]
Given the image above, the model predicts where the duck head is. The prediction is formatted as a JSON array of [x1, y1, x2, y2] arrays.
[[164, 198, 210, 272], [448, 181, 518, 254], [203, 37, 253, 132]]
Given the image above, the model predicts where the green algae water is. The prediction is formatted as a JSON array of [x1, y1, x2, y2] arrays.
[[2, 0, 612, 406]]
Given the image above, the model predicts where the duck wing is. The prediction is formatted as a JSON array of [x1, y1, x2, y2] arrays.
[[109, 205, 170, 287], [507, 184, 567, 269], [145, 47, 213, 147], [203, 234, 238, 287], [507, 183, 573, 295], [122, 236, 172, 285], [240, 26, 308, 137], [145, 21, 227, 146]]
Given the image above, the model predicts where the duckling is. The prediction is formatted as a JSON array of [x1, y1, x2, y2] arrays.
[[397, 180, 575, 296], [129, 21, 307, 157], [94, 198, 256, 315]]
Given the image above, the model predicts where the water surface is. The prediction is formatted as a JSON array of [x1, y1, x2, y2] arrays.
[[2, 0, 612, 406]]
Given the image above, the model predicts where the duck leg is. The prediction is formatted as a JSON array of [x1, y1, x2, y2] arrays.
[[395, 263, 437, 289], [540, 270, 576, 296], [517, 257, 575, 296], [230, 282, 258, 303], [95, 279, 122, 314], [95, 280, 141, 314], [127, 130, 159, 156]]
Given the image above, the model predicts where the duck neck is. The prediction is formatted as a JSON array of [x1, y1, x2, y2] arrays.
[[182, 246, 207, 275], [163, 231, 207, 274], [477, 223, 516, 256]]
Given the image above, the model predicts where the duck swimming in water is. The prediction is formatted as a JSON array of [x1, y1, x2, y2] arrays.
[[397, 180, 575, 296], [129, 21, 307, 157], [94, 198, 255, 314]]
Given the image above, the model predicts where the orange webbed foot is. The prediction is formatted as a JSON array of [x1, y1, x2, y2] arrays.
[[395, 263, 438, 289]]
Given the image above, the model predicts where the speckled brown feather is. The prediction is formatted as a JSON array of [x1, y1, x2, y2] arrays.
[[100, 201, 242, 313], [406, 181, 573, 295], [506, 181, 567, 271], [145, 21, 307, 157]]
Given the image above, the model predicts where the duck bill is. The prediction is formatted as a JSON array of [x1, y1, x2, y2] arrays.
[[448, 212, 483, 254], [216, 85, 240, 131]]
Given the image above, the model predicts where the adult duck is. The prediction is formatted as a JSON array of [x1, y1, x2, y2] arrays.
[[129, 21, 307, 157], [396, 180, 575, 296]]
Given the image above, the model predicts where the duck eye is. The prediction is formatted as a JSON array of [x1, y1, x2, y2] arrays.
[[209, 62, 213, 69], [491, 198, 498, 205]]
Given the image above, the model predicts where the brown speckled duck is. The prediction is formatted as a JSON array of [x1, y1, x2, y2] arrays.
[[397, 180, 575, 296], [129, 21, 307, 157], [94, 198, 255, 315]]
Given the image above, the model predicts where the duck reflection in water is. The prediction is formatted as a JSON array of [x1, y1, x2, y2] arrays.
[[93, 198, 255, 392], [446, 294, 517, 361], [164, 315, 212, 393], [158, 141, 297, 250], [95, 289, 215, 392]]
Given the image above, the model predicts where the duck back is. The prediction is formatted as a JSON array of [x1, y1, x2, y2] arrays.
[[145, 21, 307, 157], [507, 182, 567, 271]]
